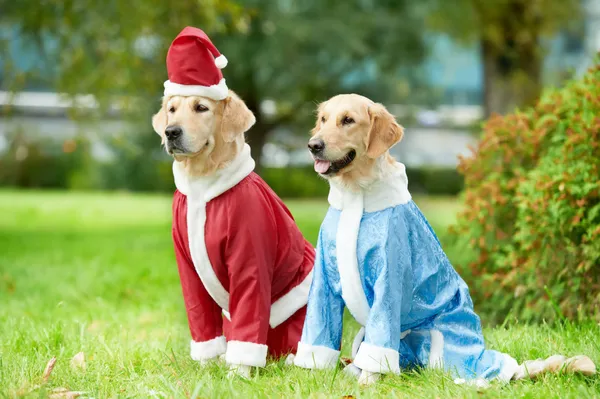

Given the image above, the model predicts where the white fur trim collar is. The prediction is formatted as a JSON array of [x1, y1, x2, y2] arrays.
[[328, 162, 412, 212], [163, 78, 228, 100], [176, 144, 254, 314], [173, 143, 255, 200], [331, 162, 412, 326]]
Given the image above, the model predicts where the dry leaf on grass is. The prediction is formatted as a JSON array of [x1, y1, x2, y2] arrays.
[[71, 352, 86, 370], [339, 357, 353, 366], [49, 387, 85, 399], [43, 357, 57, 382]]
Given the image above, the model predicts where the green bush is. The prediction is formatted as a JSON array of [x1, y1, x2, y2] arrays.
[[452, 62, 600, 322], [261, 167, 329, 198], [97, 133, 175, 193], [0, 131, 92, 189], [262, 166, 462, 198], [0, 129, 462, 197], [405, 166, 463, 196]]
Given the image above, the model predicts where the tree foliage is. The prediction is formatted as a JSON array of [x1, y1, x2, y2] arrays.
[[0, 0, 241, 110], [0, 0, 428, 168]]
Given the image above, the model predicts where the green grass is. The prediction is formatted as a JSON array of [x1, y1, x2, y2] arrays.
[[0, 190, 598, 398]]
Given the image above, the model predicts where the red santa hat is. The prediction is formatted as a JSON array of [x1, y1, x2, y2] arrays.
[[163, 26, 229, 100]]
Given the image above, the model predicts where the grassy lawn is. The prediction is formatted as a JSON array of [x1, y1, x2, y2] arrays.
[[0, 190, 598, 398]]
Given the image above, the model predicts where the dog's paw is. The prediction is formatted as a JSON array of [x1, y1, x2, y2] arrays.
[[227, 364, 252, 379], [358, 370, 380, 386], [197, 355, 223, 366], [514, 358, 548, 380], [513, 354, 596, 380], [284, 354, 296, 366], [564, 355, 596, 376], [343, 363, 362, 379]]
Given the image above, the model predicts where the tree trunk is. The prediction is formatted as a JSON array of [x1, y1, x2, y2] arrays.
[[247, 119, 269, 176], [481, 39, 543, 118], [480, 2, 543, 118], [243, 93, 270, 176]]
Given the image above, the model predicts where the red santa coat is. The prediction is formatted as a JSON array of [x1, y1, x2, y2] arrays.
[[171, 144, 315, 367]]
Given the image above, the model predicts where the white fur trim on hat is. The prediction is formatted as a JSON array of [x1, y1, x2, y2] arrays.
[[163, 78, 228, 100], [214, 54, 228, 69]]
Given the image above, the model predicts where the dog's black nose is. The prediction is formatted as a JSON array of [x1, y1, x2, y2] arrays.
[[308, 138, 325, 154], [165, 126, 182, 141]]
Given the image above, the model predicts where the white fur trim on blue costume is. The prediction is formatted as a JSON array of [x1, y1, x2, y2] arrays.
[[225, 340, 268, 367], [294, 342, 340, 369], [496, 354, 520, 383], [335, 189, 369, 325], [190, 336, 227, 361], [331, 162, 412, 326], [354, 342, 401, 374], [163, 78, 228, 100], [328, 162, 412, 213], [428, 329, 444, 369]]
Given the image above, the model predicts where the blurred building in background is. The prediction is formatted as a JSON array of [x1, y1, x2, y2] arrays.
[[1, 0, 599, 171]]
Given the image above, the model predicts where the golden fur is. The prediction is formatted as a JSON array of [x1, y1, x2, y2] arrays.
[[152, 90, 256, 176], [310, 94, 403, 191]]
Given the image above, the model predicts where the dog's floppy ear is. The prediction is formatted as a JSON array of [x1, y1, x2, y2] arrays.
[[220, 91, 256, 142], [152, 98, 168, 144], [311, 101, 326, 136], [365, 103, 404, 158]]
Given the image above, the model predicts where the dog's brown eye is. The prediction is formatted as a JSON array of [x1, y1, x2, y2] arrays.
[[194, 104, 208, 113], [342, 116, 354, 125], [321, 116, 326, 123], [168, 106, 175, 113]]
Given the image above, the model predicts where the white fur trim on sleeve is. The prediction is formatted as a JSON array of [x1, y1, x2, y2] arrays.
[[497, 353, 519, 383], [214, 54, 228, 69], [190, 336, 227, 362], [269, 270, 313, 328], [225, 340, 268, 367], [163, 78, 228, 100], [353, 342, 400, 374], [294, 342, 340, 370], [428, 329, 444, 369]]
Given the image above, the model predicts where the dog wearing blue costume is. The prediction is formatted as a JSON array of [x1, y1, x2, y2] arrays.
[[293, 94, 595, 386]]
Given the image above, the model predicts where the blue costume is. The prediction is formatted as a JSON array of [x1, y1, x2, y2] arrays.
[[294, 163, 518, 383]]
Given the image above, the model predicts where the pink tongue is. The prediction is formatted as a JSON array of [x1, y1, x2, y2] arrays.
[[314, 160, 331, 174]]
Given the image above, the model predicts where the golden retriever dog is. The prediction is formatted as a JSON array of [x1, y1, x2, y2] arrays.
[[294, 93, 595, 386], [152, 91, 315, 379], [152, 91, 251, 176], [308, 93, 402, 191]]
